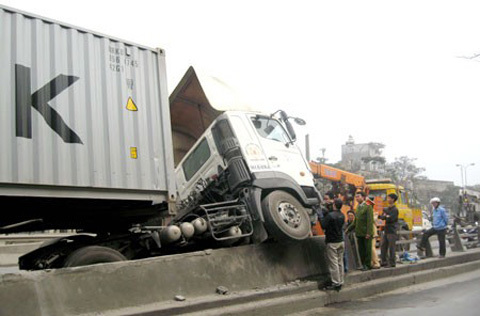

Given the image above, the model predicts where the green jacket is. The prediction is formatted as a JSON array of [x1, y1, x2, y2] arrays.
[[347, 202, 374, 237]]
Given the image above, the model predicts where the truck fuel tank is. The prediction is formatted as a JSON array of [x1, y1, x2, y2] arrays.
[[191, 218, 208, 235], [160, 225, 182, 243], [179, 222, 195, 239]]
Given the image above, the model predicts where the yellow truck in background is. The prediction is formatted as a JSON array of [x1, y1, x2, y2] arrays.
[[366, 179, 424, 250], [308, 166, 424, 250]]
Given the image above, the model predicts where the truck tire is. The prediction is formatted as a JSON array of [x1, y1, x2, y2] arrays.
[[63, 246, 126, 268], [261, 191, 310, 241]]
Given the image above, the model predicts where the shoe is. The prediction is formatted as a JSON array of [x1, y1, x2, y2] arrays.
[[438, 255, 445, 259], [361, 267, 371, 271], [385, 264, 396, 268], [321, 281, 333, 290], [416, 245, 426, 252], [324, 284, 342, 292]]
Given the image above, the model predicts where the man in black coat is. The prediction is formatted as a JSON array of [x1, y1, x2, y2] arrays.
[[379, 193, 399, 268], [318, 198, 346, 291]]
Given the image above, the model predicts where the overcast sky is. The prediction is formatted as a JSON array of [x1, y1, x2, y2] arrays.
[[3, 0, 480, 186]]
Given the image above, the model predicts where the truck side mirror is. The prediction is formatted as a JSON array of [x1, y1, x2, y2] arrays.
[[284, 120, 297, 142], [285, 116, 306, 143], [293, 117, 306, 125]]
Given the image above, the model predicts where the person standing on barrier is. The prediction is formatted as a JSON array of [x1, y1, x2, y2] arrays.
[[318, 198, 346, 292], [417, 197, 448, 258], [366, 198, 381, 269], [379, 193, 399, 268], [371, 223, 381, 269], [343, 210, 356, 273], [346, 192, 374, 271], [346, 210, 355, 226]]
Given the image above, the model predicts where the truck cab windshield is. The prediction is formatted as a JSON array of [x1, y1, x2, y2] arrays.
[[251, 116, 291, 143], [369, 190, 387, 201]]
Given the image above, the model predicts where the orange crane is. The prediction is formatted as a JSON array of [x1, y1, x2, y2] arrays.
[[309, 162, 379, 235], [309, 162, 367, 189], [309, 162, 388, 237]]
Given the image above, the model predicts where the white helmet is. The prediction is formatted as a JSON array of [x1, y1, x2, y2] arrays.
[[430, 197, 441, 204]]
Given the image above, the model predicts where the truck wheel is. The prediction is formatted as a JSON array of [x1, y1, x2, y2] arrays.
[[261, 191, 310, 241], [63, 246, 126, 268]]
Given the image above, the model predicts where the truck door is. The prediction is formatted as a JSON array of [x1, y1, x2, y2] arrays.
[[248, 115, 311, 187]]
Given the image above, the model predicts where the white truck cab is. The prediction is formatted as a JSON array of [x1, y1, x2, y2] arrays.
[[172, 103, 319, 245], [168, 67, 320, 245], [175, 111, 313, 201]]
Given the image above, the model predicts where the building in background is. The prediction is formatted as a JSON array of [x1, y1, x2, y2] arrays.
[[340, 136, 386, 178], [414, 179, 458, 213]]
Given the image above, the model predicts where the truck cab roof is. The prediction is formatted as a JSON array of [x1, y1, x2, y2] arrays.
[[169, 66, 256, 166]]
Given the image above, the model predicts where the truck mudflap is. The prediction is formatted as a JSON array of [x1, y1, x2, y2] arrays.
[[240, 187, 269, 243]]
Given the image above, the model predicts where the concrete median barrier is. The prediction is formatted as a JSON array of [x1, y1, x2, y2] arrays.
[[0, 243, 41, 267], [0, 237, 328, 316]]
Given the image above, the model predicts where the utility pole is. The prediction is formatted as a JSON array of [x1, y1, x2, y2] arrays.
[[464, 163, 475, 189], [456, 163, 475, 218], [457, 163, 475, 191], [456, 164, 465, 189]]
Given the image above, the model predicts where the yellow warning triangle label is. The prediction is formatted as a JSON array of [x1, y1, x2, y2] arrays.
[[126, 97, 138, 111]]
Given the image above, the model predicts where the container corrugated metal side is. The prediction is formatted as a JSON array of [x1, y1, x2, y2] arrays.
[[0, 5, 176, 203]]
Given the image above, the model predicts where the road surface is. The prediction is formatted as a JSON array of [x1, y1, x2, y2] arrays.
[[292, 267, 480, 316]]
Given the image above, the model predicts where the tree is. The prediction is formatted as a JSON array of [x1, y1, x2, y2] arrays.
[[439, 185, 461, 215], [361, 156, 386, 165], [385, 156, 426, 189]]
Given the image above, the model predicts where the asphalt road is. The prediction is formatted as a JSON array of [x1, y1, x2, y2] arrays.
[[292, 267, 480, 316]]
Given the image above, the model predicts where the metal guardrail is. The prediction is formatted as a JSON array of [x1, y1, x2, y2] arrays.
[[395, 230, 423, 246], [459, 233, 478, 239], [345, 225, 479, 271], [395, 224, 479, 256]]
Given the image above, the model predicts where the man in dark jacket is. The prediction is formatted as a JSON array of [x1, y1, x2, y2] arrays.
[[318, 198, 346, 291], [379, 193, 399, 267]]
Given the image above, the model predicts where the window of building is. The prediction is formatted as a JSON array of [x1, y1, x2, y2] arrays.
[[182, 138, 211, 181]]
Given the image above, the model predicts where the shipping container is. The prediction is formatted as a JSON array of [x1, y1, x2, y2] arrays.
[[0, 5, 176, 206]]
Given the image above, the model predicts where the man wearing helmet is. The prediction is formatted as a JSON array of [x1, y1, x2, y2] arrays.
[[417, 197, 449, 258]]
